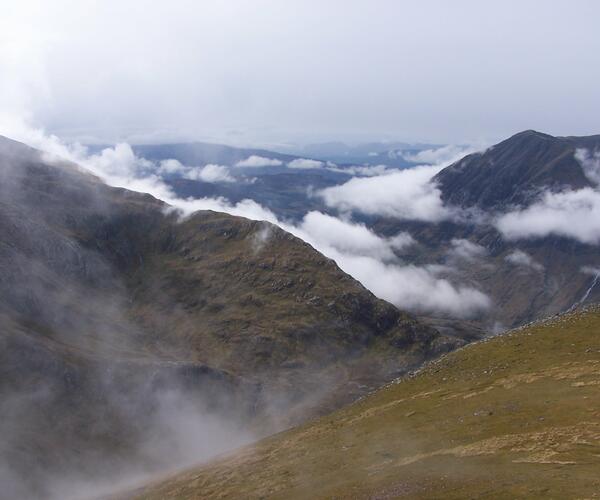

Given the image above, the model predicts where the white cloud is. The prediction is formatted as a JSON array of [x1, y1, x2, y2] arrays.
[[185, 164, 235, 183], [504, 250, 543, 271], [401, 144, 476, 166], [85, 142, 153, 177], [319, 164, 452, 222], [287, 158, 324, 169], [235, 155, 283, 167], [172, 197, 279, 222], [494, 148, 600, 246], [582, 265, 600, 276], [496, 188, 600, 245], [158, 158, 187, 174], [319, 257, 491, 319], [448, 238, 487, 261], [327, 164, 395, 177], [294, 212, 409, 261], [158, 159, 235, 183], [281, 212, 489, 318], [575, 148, 600, 186], [388, 232, 416, 251]]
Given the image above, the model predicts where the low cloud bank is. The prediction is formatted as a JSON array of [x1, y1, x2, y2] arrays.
[[286, 213, 489, 318], [319, 164, 452, 222], [159, 159, 235, 183], [317, 144, 484, 223], [494, 149, 600, 245], [288, 158, 324, 169], [401, 144, 475, 165], [293, 212, 412, 261], [235, 155, 283, 167], [327, 164, 395, 177], [496, 187, 600, 245]]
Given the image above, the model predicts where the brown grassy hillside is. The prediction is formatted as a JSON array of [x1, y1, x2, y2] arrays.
[[130, 306, 600, 499]]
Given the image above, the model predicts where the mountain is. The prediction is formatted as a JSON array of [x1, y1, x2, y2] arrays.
[[0, 136, 463, 499], [434, 130, 600, 209], [374, 130, 600, 329], [127, 305, 600, 499]]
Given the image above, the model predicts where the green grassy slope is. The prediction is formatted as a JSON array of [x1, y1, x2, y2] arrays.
[[131, 306, 600, 499]]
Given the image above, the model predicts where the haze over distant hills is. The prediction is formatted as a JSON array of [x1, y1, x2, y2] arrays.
[[280, 140, 446, 168]]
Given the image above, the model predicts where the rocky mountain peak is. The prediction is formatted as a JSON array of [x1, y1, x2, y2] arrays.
[[434, 130, 599, 210]]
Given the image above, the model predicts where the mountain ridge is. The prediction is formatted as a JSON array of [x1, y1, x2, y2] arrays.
[[0, 135, 465, 499], [434, 129, 600, 210]]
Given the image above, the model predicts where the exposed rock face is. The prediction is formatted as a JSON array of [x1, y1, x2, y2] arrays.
[[0, 136, 461, 498]]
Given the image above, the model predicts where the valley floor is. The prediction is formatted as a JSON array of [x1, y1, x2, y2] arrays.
[[125, 306, 600, 499]]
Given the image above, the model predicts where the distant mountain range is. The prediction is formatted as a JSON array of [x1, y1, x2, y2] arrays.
[[282, 140, 444, 167], [126, 140, 444, 169], [132, 141, 300, 167]]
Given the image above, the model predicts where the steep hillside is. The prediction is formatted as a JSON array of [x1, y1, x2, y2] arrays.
[[0, 135, 462, 498], [434, 129, 600, 209], [130, 305, 600, 500], [0, 135, 456, 413], [374, 130, 600, 328]]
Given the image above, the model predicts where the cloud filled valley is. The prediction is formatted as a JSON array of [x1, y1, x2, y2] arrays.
[[2, 122, 495, 320], [7, 120, 600, 327]]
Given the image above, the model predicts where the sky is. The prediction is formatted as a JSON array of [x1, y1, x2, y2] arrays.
[[2, 0, 600, 147]]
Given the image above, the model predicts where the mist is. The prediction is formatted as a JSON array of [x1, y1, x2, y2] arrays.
[[0, 147, 261, 500]]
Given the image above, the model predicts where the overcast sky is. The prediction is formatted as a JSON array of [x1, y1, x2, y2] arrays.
[[2, 0, 600, 146]]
